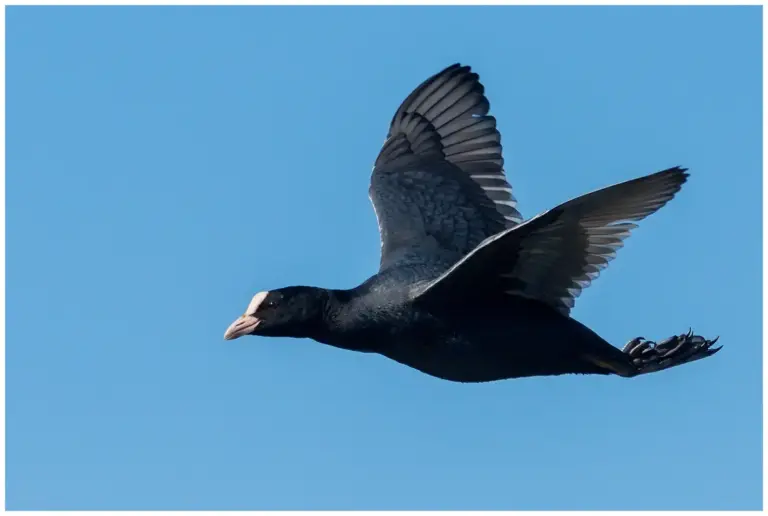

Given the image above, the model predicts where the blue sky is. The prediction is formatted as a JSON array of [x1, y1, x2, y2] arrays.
[[6, 5, 762, 510]]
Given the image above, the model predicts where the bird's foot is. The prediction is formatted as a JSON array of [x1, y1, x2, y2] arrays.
[[622, 329, 721, 374]]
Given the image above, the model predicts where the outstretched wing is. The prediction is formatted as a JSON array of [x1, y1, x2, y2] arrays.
[[369, 63, 523, 271], [411, 167, 689, 316]]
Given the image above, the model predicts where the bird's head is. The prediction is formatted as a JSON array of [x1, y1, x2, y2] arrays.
[[223, 286, 328, 340]]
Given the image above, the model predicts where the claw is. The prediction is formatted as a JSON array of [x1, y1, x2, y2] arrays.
[[623, 337, 645, 353], [629, 340, 652, 357]]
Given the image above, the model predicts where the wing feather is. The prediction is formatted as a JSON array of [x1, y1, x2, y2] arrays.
[[370, 64, 523, 270], [412, 167, 689, 315]]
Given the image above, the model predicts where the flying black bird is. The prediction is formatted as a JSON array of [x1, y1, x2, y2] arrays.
[[224, 63, 720, 382]]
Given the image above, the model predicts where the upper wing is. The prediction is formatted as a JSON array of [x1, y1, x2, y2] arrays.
[[369, 63, 523, 271], [411, 167, 689, 316]]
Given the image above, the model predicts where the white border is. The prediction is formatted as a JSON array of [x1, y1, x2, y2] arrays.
[[0, 1, 763, 515], [1, 0, 766, 4]]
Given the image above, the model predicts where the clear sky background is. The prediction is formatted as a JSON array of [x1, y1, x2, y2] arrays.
[[7, 5, 762, 511]]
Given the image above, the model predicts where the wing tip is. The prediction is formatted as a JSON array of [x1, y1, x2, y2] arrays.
[[649, 165, 689, 197], [661, 165, 690, 185]]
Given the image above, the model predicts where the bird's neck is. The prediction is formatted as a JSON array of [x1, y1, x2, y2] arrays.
[[308, 287, 385, 353]]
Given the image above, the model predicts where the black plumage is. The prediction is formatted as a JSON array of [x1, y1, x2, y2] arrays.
[[223, 63, 720, 383]]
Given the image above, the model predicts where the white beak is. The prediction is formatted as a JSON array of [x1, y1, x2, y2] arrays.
[[223, 315, 261, 340]]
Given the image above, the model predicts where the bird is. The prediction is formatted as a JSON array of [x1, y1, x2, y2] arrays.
[[223, 63, 721, 383]]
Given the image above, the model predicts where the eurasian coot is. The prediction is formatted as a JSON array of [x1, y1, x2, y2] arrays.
[[224, 63, 720, 383]]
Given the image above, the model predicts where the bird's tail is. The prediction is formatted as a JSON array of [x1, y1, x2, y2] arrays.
[[622, 330, 721, 376]]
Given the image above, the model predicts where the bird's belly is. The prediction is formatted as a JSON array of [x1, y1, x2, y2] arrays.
[[378, 340, 512, 383], [378, 318, 581, 383]]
